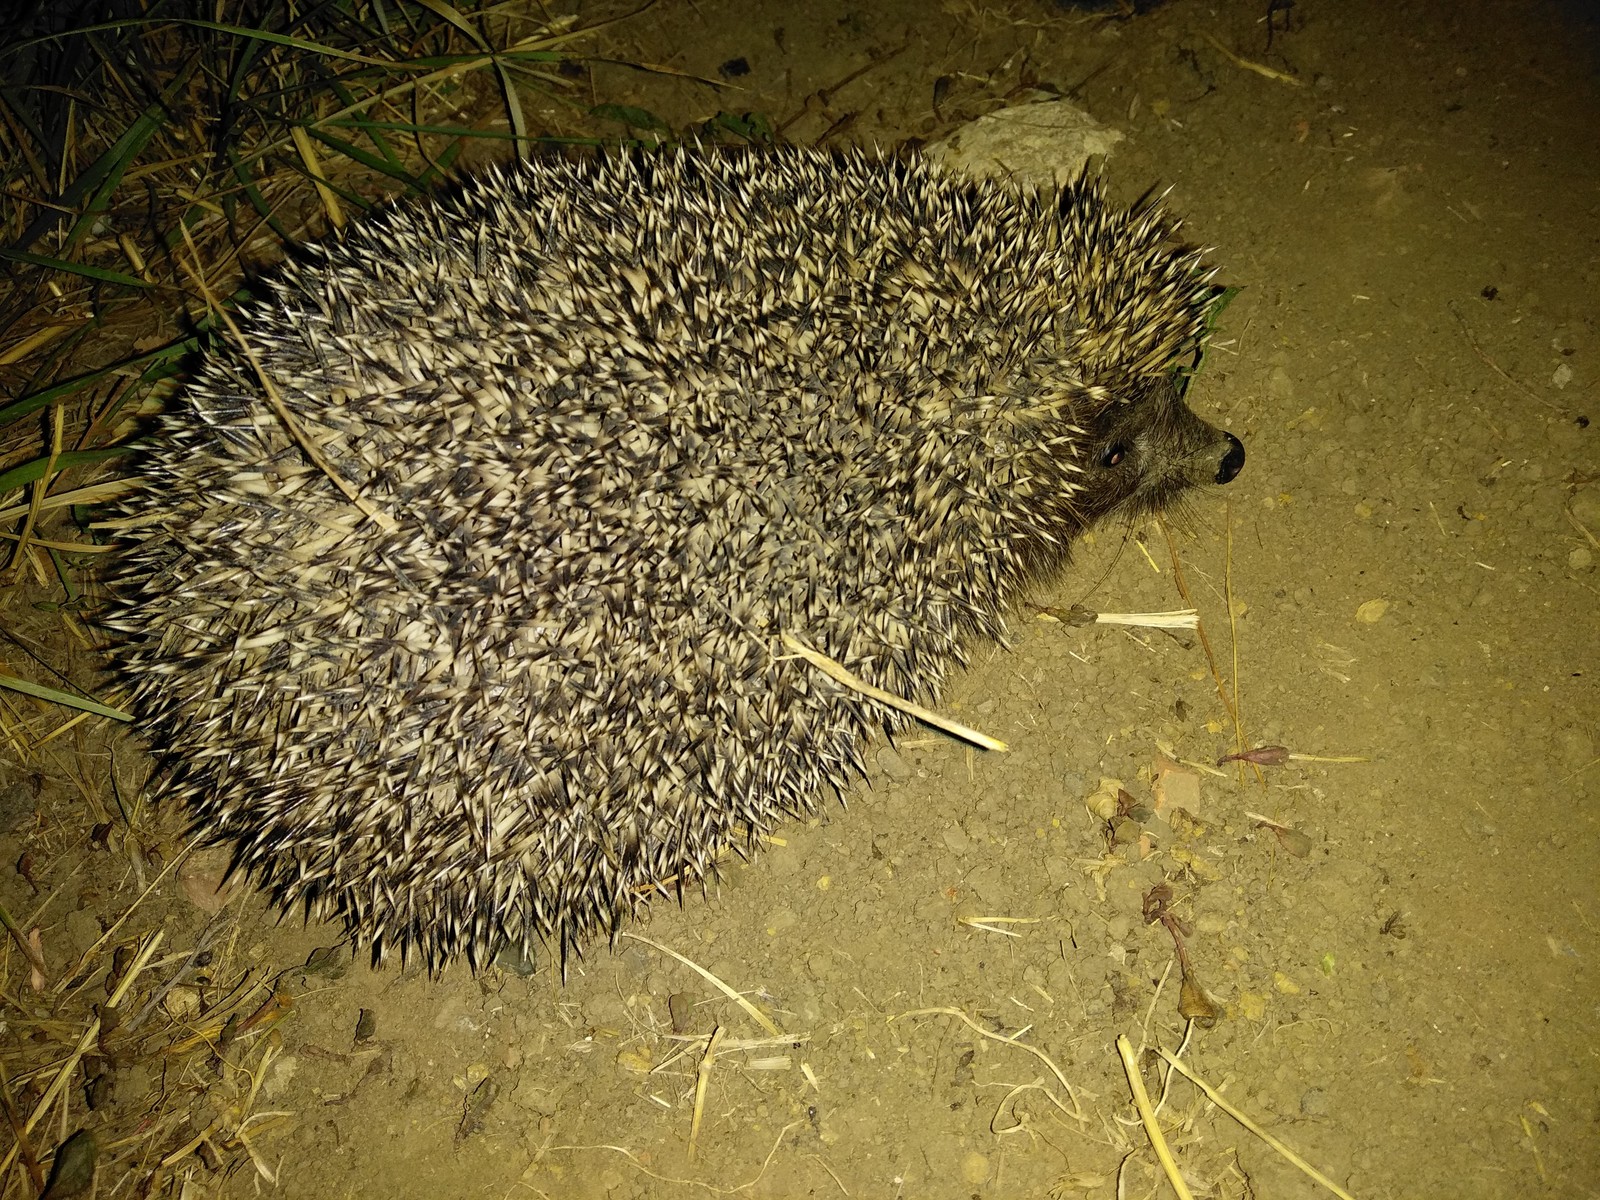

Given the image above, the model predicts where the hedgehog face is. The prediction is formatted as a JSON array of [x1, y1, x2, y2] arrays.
[[1077, 377, 1245, 523]]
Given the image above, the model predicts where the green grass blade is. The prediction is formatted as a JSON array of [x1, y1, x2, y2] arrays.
[[0, 248, 151, 288], [0, 674, 133, 722], [0, 339, 196, 430], [0, 448, 134, 496]]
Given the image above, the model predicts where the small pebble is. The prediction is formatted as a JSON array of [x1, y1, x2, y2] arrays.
[[765, 908, 798, 935], [960, 1150, 991, 1184], [668, 992, 695, 1034], [1300, 1087, 1330, 1117], [876, 746, 913, 780]]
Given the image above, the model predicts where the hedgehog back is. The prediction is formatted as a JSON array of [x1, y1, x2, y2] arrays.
[[117, 147, 1214, 967]]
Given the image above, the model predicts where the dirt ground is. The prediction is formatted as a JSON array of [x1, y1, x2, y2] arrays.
[[3, 0, 1597, 1196]]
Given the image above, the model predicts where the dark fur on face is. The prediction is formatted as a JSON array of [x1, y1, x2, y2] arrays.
[[1076, 376, 1245, 525]]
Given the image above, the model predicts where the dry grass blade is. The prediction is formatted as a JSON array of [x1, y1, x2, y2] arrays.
[[1093, 608, 1200, 628], [1154, 1046, 1359, 1200], [622, 932, 786, 1038], [0, 898, 49, 980], [0, 1066, 45, 1194], [781, 632, 1007, 751], [550, 1120, 805, 1194], [52, 834, 197, 993], [0, 874, 301, 1195], [5, 399, 62, 577], [957, 914, 1039, 937], [688, 1025, 726, 1162], [0, 478, 136, 525], [21, 930, 165, 1142], [0, 2, 607, 740], [1116, 1034, 1195, 1200], [175, 224, 398, 533], [892, 1007, 1085, 1121], [0, 0, 597, 498]]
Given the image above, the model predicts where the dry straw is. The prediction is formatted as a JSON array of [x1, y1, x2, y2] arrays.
[[0, 2, 605, 1191]]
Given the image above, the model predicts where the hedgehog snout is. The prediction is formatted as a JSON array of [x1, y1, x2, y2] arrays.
[[1216, 431, 1246, 485]]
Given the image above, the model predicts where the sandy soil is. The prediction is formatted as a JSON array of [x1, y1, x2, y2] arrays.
[[2, 0, 1596, 1197]]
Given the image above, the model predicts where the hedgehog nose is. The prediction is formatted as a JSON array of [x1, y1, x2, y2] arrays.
[[1215, 432, 1245, 485]]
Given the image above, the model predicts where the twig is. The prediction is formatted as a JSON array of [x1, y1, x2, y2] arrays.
[[1449, 303, 1564, 413], [0, 898, 48, 981], [127, 910, 233, 1031], [1201, 33, 1303, 85], [1159, 517, 1234, 728]]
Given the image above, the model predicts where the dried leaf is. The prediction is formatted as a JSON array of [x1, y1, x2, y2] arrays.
[[1219, 745, 1290, 766], [1178, 974, 1220, 1025]]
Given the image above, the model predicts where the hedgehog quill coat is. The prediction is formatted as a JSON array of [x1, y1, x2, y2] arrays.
[[114, 146, 1244, 969]]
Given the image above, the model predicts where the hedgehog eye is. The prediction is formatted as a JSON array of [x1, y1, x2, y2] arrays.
[[1101, 442, 1128, 469]]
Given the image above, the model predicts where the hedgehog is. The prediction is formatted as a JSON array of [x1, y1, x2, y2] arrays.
[[109, 144, 1245, 971]]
